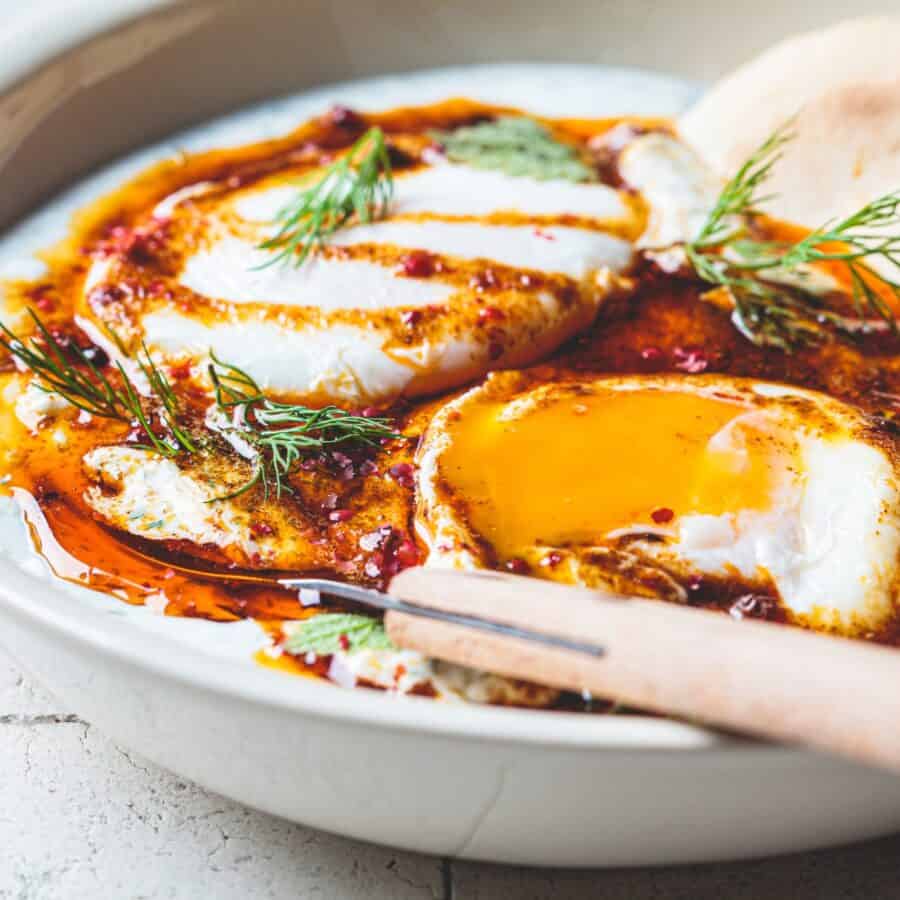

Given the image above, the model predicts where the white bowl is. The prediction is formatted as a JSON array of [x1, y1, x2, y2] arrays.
[[2, 0, 900, 867]]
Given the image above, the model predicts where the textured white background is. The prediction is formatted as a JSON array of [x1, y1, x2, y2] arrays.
[[4, 649, 900, 898]]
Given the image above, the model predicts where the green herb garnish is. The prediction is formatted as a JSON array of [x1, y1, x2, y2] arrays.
[[258, 126, 393, 268], [208, 353, 403, 499], [431, 116, 595, 183], [284, 613, 395, 655], [0, 310, 195, 456], [3, 311, 401, 499], [685, 124, 900, 349]]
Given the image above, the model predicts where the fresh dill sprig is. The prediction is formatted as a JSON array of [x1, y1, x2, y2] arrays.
[[283, 613, 395, 656], [208, 353, 403, 500], [685, 123, 900, 349], [689, 122, 794, 251], [430, 116, 595, 183], [134, 341, 198, 454], [0, 309, 195, 456], [257, 126, 393, 268]]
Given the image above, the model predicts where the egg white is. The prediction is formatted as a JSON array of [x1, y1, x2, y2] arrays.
[[81, 445, 319, 569], [416, 372, 900, 636], [77, 131, 720, 405]]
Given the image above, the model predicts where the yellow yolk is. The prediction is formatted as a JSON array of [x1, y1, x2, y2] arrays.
[[439, 388, 789, 562]]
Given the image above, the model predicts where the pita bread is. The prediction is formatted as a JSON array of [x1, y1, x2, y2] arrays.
[[679, 17, 900, 228]]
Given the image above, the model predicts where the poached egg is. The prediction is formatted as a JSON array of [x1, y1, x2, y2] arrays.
[[74, 118, 720, 407], [416, 371, 900, 636]]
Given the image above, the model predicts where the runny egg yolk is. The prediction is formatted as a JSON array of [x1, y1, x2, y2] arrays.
[[439, 388, 794, 562]]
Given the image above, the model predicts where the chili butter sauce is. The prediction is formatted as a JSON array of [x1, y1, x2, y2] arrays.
[[3, 98, 900, 710]]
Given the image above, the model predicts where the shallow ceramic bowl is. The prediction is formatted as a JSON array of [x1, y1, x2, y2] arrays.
[[2, 0, 900, 867]]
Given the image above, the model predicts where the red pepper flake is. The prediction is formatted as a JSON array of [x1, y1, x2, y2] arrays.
[[673, 347, 709, 374], [329, 508, 354, 523], [640, 346, 663, 362], [96, 219, 170, 262], [488, 341, 505, 361], [360, 525, 418, 580], [168, 360, 192, 381], [162, 568, 176, 581], [533, 227, 556, 241], [477, 306, 505, 325], [35, 295, 55, 312], [81, 344, 110, 368], [401, 309, 422, 327], [360, 525, 394, 552], [359, 407, 380, 418], [398, 250, 435, 278], [325, 105, 364, 130], [388, 462, 415, 489], [88, 284, 126, 309], [358, 459, 379, 477], [687, 574, 704, 593], [338, 633, 351, 651], [395, 539, 419, 569], [540, 551, 563, 568], [504, 557, 530, 575], [651, 507, 675, 525], [250, 522, 274, 538], [471, 269, 499, 290]]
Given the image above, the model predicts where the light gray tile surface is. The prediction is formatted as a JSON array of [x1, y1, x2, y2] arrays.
[[3, 649, 899, 900]]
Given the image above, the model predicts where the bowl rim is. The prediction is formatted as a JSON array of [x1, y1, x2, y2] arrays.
[[0, 0, 179, 95], [0, 556, 756, 752]]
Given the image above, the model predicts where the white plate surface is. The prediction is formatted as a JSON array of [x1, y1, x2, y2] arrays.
[[3, 63, 900, 867]]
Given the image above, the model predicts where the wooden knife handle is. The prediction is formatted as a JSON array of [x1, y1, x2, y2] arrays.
[[387, 567, 900, 772]]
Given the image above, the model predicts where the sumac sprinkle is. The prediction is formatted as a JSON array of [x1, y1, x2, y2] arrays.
[[388, 462, 415, 489], [651, 507, 675, 524], [477, 306, 505, 325], [359, 525, 418, 581], [673, 347, 709, 374], [504, 557, 530, 575], [395, 539, 419, 568], [540, 551, 563, 568], [358, 459, 379, 477], [88, 284, 125, 309], [398, 250, 435, 278], [168, 360, 192, 381], [471, 269, 499, 290], [325, 105, 364, 130], [80, 344, 109, 368]]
